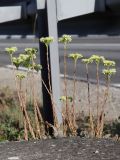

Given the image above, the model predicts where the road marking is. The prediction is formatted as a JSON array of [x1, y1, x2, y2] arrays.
[[60, 74, 120, 88], [5, 65, 120, 88]]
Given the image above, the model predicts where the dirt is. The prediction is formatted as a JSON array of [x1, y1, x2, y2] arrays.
[[60, 78, 120, 121], [0, 67, 120, 122], [0, 68, 120, 160], [0, 137, 120, 160]]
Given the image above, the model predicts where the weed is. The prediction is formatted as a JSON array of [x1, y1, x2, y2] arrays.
[[59, 35, 72, 136], [1, 35, 117, 141]]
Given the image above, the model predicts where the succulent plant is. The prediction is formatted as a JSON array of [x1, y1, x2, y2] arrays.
[[12, 57, 23, 69], [90, 55, 105, 64], [103, 60, 116, 67], [60, 96, 73, 102], [59, 34, 72, 44], [5, 47, 17, 55], [102, 68, 116, 76], [40, 37, 54, 46], [16, 73, 26, 80], [68, 53, 83, 62], [82, 58, 93, 64]]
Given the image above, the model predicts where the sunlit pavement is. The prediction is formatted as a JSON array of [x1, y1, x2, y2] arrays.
[[0, 35, 120, 85]]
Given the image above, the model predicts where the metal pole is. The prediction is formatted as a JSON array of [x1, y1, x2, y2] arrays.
[[47, 0, 62, 125], [37, 0, 62, 132], [37, 8, 54, 128]]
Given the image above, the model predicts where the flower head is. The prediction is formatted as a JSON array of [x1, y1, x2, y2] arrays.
[[16, 73, 26, 80], [102, 68, 116, 76], [25, 48, 38, 58], [18, 54, 31, 68], [90, 55, 105, 64], [68, 53, 83, 62], [31, 64, 42, 72], [103, 60, 116, 67], [40, 37, 54, 46], [19, 54, 30, 62], [5, 47, 17, 55], [82, 58, 93, 64], [12, 57, 23, 69], [59, 34, 72, 44], [60, 96, 73, 102]]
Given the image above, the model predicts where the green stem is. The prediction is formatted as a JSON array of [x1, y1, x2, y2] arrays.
[[46, 45, 52, 94], [86, 64, 94, 136], [64, 43, 68, 119], [99, 74, 110, 137], [72, 60, 77, 126], [31, 57, 41, 138], [86, 64, 90, 115], [96, 63, 100, 121], [46, 45, 58, 127]]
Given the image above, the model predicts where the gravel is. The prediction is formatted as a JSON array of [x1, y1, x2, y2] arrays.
[[0, 137, 120, 160]]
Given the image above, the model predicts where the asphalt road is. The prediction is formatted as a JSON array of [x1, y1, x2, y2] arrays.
[[0, 36, 120, 85], [1, 137, 120, 160]]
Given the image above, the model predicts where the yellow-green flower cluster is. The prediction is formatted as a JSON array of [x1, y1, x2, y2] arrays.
[[90, 55, 105, 64], [102, 68, 116, 76], [82, 58, 93, 64], [16, 73, 26, 80], [19, 54, 31, 68], [59, 34, 72, 44], [60, 96, 73, 102], [68, 53, 83, 61], [12, 57, 23, 69], [32, 64, 42, 72], [11, 48, 42, 71], [102, 59, 116, 77], [25, 48, 37, 53], [19, 54, 30, 62], [25, 48, 38, 59], [5, 47, 17, 55], [103, 60, 115, 67], [40, 37, 54, 45]]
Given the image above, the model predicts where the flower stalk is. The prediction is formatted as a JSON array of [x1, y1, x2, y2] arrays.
[[59, 35, 72, 131], [40, 37, 58, 131], [82, 58, 95, 137], [68, 53, 83, 131]]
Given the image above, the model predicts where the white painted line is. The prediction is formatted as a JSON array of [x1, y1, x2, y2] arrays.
[[0, 35, 8, 39], [4, 67, 120, 88], [59, 43, 120, 47], [60, 74, 120, 88], [111, 84, 120, 88], [6, 65, 28, 72], [5, 65, 40, 74]]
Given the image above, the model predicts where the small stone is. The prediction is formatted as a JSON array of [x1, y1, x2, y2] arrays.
[[95, 150, 99, 154], [8, 157, 19, 160], [51, 144, 56, 147]]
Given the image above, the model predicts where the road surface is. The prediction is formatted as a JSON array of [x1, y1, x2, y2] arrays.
[[0, 36, 119, 85]]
